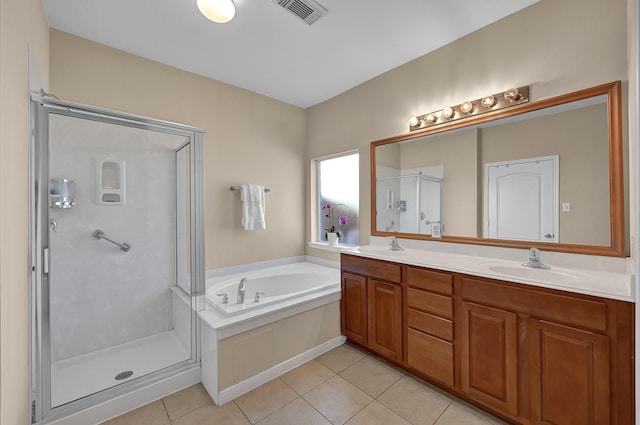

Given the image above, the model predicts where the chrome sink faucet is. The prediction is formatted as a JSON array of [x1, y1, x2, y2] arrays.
[[523, 247, 550, 269], [389, 236, 404, 251], [237, 278, 247, 303]]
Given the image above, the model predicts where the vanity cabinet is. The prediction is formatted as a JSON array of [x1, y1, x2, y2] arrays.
[[339, 253, 634, 425], [341, 255, 403, 361], [458, 274, 630, 425]]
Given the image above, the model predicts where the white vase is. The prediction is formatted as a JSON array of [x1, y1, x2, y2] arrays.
[[327, 232, 339, 247]]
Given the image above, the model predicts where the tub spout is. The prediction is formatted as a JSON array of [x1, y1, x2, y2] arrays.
[[237, 278, 247, 304]]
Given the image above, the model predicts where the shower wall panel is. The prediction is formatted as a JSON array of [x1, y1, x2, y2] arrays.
[[48, 115, 183, 362]]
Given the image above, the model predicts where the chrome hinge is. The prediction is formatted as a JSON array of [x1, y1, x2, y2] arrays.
[[31, 400, 36, 423]]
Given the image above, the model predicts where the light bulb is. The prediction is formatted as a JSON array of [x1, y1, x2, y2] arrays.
[[409, 116, 420, 127], [504, 87, 520, 102], [426, 113, 438, 123], [441, 107, 455, 119], [197, 0, 236, 23], [481, 95, 496, 108], [460, 101, 474, 114]]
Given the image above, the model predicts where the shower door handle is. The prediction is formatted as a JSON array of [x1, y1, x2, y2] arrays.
[[43, 248, 49, 274]]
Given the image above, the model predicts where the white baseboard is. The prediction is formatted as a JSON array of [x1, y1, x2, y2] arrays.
[[217, 336, 346, 405]]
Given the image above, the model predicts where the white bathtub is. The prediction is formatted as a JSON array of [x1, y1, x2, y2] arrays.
[[206, 262, 340, 317]]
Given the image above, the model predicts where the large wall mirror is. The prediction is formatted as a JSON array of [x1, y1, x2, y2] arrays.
[[371, 81, 624, 256]]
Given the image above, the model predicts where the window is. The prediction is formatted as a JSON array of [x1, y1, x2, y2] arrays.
[[317, 152, 359, 245]]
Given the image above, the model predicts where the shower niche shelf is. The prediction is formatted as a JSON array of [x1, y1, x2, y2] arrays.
[[97, 159, 126, 205]]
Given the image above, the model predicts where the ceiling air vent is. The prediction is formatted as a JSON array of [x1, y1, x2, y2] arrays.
[[272, 0, 327, 25]]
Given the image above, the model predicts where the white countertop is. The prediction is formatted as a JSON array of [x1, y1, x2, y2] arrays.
[[343, 242, 635, 302]]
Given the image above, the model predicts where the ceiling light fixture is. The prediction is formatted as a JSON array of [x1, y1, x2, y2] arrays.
[[197, 0, 236, 23], [408, 86, 530, 132]]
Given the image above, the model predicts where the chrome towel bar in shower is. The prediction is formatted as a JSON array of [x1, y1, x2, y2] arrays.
[[91, 229, 131, 252]]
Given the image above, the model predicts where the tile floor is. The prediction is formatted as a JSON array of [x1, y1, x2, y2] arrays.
[[102, 344, 507, 425]]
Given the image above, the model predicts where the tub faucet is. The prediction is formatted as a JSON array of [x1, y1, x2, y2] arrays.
[[389, 236, 404, 251], [523, 247, 550, 269], [237, 278, 247, 304]]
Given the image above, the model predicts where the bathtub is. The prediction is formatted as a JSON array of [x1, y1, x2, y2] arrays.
[[206, 262, 340, 317], [199, 259, 344, 405]]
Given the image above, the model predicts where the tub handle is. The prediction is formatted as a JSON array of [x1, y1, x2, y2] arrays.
[[217, 293, 228, 304], [254, 292, 265, 302]]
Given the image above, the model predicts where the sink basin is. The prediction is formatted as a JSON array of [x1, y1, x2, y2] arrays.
[[486, 264, 598, 285], [357, 245, 406, 255], [488, 265, 578, 281]]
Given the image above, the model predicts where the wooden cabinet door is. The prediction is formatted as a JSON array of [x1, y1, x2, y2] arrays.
[[367, 279, 403, 361], [341, 272, 367, 345], [529, 320, 610, 425], [460, 301, 518, 416]]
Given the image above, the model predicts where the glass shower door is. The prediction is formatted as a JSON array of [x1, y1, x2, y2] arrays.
[[32, 101, 203, 420]]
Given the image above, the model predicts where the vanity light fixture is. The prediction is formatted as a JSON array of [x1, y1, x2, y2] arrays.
[[197, 0, 236, 23], [408, 86, 529, 132], [441, 107, 455, 120]]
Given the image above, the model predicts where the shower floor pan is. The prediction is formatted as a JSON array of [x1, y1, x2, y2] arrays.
[[51, 329, 190, 407]]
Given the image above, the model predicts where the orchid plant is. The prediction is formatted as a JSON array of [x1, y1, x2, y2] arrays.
[[322, 202, 350, 239]]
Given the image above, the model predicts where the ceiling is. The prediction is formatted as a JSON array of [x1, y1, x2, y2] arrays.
[[43, 0, 538, 108]]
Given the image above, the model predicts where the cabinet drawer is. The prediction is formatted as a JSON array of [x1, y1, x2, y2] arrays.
[[406, 267, 452, 295], [341, 254, 401, 283], [407, 328, 454, 387], [407, 288, 453, 318], [408, 308, 453, 342]]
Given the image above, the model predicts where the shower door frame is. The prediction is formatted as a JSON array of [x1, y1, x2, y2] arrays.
[[29, 96, 205, 423]]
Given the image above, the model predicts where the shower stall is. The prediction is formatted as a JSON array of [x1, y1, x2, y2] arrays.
[[376, 171, 443, 235], [29, 95, 204, 423]]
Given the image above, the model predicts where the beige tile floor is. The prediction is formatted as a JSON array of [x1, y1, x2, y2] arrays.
[[102, 344, 508, 425]]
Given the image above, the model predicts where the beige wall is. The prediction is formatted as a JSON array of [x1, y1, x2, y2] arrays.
[[0, 0, 49, 422], [306, 0, 629, 259], [49, 30, 307, 271]]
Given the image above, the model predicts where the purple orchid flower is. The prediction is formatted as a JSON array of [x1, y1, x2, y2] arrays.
[[338, 215, 348, 226]]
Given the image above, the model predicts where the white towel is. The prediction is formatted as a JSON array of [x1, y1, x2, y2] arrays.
[[240, 184, 266, 230]]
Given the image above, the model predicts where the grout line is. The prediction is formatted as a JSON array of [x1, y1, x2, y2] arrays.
[[160, 398, 172, 424], [431, 401, 453, 425], [233, 399, 253, 424]]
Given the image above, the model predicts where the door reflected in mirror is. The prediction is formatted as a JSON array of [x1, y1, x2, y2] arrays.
[[372, 82, 624, 256]]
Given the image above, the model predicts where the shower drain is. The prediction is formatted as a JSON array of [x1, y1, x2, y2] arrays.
[[114, 371, 134, 381]]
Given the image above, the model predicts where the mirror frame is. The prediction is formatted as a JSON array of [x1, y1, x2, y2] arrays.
[[371, 81, 624, 257]]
